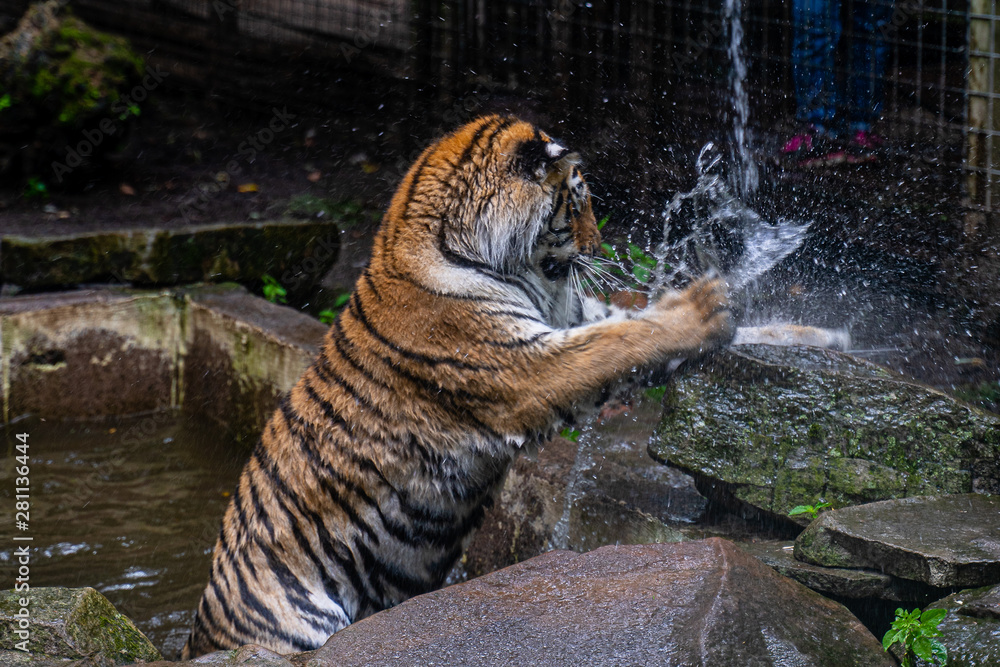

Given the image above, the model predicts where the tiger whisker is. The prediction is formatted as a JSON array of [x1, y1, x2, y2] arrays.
[[580, 257, 629, 292]]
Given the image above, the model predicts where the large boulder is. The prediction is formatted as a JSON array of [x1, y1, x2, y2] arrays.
[[298, 539, 894, 666], [0, 586, 161, 666], [649, 345, 1000, 525], [923, 584, 1000, 667], [795, 493, 1000, 588], [0, 0, 145, 180]]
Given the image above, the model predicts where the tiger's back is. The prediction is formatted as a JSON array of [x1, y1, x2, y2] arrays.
[[183, 115, 731, 657]]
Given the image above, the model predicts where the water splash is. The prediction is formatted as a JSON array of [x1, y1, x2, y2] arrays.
[[650, 143, 810, 297], [548, 426, 594, 551]]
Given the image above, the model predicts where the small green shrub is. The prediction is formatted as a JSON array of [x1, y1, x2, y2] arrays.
[[643, 385, 669, 402], [883, 607, 948, 667], [787, 501, 832, 520], [261, 274, 287, 304], [559, 427, 581, 443]]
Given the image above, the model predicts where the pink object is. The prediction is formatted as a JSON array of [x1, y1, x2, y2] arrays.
[[852, 129, 885, 149], [782, 133, 814, 154]]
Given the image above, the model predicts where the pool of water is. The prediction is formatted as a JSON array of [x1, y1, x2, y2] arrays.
[[0, 411, 245, 658]]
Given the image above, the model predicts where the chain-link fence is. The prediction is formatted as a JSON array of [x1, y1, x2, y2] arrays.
[[3, 0, 993, 212]]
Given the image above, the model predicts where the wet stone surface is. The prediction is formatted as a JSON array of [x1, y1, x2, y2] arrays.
[[926, 584, 1000, 667], [0, 587, 161, 666], [962, 584, 1000, 620], [145, 645, 295, 667], [294, 539, 893, 667], [649, 345, 1000, 525], [795, 494, 1000, 588], [0, 220, 338, 296], [457, 398, 704, 580], [736, 540, 916, 601]]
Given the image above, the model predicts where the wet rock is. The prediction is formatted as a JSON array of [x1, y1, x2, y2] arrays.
[[795, 494, 1000, 588], [0, 0, 145, 178], [182, 284, 326, 445], [458, 399, 702, 579], [299, 539, 893, 666], [1, 288, 183, 420], [1, 221, 338, 295], [145, 645, 294, 666], [925, 584, 1000, 667], [0, 586, 161, 666], [649, 345, 1000, 525], [737, 540, 913, 600]]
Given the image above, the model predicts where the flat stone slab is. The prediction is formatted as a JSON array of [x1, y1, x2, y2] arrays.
[[0, 586, 161, 666], [925, 585, 1000, 667], [737, 540, 914, 600], [650, 345, 1000, 525], [296, 539, 893, 666], [145, 645, 294, 667], [0, 220, 338, 293], [795, 494, 1000, 588], [962, 584, 1000, 620]]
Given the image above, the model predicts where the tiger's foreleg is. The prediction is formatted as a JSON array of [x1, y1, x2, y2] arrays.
[[483, 274, 732, 431]]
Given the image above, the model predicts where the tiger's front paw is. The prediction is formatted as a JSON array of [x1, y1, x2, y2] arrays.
[[654, 273, 734, 353]]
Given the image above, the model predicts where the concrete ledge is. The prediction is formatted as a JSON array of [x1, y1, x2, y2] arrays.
[[0, 284, 326, 444], [0, 220, 339, 294]]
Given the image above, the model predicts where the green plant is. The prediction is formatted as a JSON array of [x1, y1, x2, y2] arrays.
[[117, 102, 141, 120], [597, 241, 664, 288], [0, 93, 11, 112], [559, 427, 581, 442], [787, 501, 832, 520], [261, 274, 287, 304], [317, 293, 351, 323], [643, 385, 669, 402], [23, 177, 48, 200], [882, 607, 948, 667], [626, 243, 658, 283]]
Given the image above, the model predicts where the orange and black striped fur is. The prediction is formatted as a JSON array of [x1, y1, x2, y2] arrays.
[[183, 115, 732, 657]]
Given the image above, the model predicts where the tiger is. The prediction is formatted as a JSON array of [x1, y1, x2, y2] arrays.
[[182, 114, 732, 658]]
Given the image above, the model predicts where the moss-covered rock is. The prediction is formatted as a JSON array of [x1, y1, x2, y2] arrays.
[[0, 586, 161, 665], [0, 220, 339, 296], [649, 345, 1000, 526], [0, 0, 145, 180], [925, 584, 1000, 666], [735, 540, 942, 602], [793, 494, 1000, 588]]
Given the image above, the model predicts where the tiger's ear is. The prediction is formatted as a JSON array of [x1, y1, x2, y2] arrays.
[[517, 139, 580, 181]]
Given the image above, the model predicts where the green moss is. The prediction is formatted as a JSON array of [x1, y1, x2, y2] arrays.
[[283, 194, 379, 228], [651, 347, 1000, 522], [26, 16, 144, 127]]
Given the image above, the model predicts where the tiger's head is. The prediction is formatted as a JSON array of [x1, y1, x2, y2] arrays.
[[390, 115, 602, 279]]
